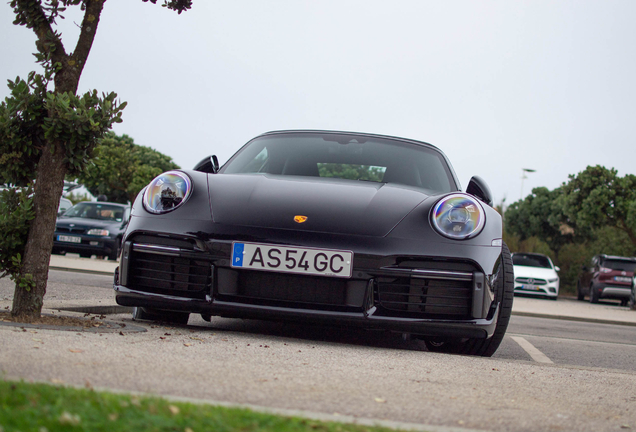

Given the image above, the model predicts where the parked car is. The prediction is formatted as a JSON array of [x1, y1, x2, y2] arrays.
[[58, 197, 73, 215], [114, 130, 514, 356], [53, 201, 130, 261], [577, 254, 636, 305], [512, 252, 560, 300]]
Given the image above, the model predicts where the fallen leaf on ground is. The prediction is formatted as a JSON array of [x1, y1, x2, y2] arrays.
[[69, 349, 84, 353], [374, 398, 386, 403], [59, 412, 81, 425], [168, 405, 180, 415]]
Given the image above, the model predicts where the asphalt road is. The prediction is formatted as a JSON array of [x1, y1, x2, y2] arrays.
[[2, 271, 636, 432]]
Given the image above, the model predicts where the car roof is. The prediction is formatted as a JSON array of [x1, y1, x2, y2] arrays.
[[600, 254, 636, 262], [77, 201, 129, 208], [257, 129, 442, 152]]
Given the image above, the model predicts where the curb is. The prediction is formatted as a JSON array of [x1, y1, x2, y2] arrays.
[[49, 266, 115, 277], [511, 310, 636, 327], [54, 305, 132, 315]]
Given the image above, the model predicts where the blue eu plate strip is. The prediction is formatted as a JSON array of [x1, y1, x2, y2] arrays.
[[232, 243, 244, 267]]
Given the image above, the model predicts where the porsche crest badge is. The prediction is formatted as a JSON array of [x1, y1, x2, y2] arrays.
[[294, 215, 308, 224]]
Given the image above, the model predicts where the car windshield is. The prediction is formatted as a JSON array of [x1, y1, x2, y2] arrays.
[[64, 202, 126, 222], [512, 254, 552, 269], [220, 132, 458, 194], [602, 259, 636, 272]]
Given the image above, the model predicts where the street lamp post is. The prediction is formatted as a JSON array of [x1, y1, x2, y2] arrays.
[[520, 168, 536, 199]]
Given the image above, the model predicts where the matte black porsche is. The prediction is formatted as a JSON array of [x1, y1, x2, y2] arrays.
[[114, 130, 513, 356]]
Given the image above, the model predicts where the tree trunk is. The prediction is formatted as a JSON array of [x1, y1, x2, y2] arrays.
[[8, 0, 106, 321], [11, 141, 68, 321]]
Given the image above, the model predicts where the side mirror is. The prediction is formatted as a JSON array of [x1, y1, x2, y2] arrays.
[[466, 176, 493, 207], [555, 266, 560, 272], [194, 155, 220, 174]]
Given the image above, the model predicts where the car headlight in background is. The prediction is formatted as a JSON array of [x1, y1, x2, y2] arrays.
[[431, 193, 485, 240], [143, 171, 192, 214], [87, 229, 109, 236]]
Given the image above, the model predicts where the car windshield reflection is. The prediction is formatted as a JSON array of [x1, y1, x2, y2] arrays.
[[64, 202, 125, 222], [512, 253, 552, 269]]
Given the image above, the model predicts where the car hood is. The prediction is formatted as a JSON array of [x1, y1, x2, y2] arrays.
[[56, 217, 121, 230], [207, 174, 432, 236], [513, 265, 558, 280]]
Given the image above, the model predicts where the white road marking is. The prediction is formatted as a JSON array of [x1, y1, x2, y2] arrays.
[[511, 336, 554, 364]]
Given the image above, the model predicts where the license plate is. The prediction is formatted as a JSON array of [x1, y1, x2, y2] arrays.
[[614, 276, 632, 283], [231, 242, 353, 278], [57, 235, 81, 243], [522, 284, 539, 291]]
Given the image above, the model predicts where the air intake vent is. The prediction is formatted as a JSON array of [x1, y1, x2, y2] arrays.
[[216, 269, 364, 312], [377, 276, 472, 319], [128, 251, 211, 299]]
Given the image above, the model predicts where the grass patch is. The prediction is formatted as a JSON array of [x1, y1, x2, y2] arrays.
[[0, 380, 405, 432]]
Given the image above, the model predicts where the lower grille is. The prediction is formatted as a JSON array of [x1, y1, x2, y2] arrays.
[[217, 269, 365, 312], [515, 277, 547, 285], [128, 251, 211, 299], [56, 227, 86, 234], [377, 276, 472, 319]]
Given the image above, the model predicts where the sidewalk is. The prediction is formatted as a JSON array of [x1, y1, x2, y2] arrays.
[[49, 254, 119, 275], [47, 255, 636, 326]]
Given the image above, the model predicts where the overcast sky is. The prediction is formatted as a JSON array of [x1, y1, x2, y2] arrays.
[[2, 1, 635, 206]]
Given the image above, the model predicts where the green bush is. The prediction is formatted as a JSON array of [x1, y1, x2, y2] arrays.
[[0, 186, 35, 289]]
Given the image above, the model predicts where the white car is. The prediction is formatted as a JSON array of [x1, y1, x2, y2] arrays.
[[58, 197, 73, 215], [512, 252, 560, 300]]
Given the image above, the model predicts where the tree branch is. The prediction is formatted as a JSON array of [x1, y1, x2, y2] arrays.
[[70, 0, 106, 77], [12, 0, 68, 63]]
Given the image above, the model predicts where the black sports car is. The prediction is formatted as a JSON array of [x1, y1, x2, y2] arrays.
[[53, 201, 130, 260], [114, 130, 513, 356]]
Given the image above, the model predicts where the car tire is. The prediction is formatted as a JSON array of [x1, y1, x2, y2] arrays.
[[423, 242, 514, 357], [132, 307, 190, 325], [424, 338, 464, 354], [589, 284, 599, 304], [629, 284, 636, 310], [108, 239, 121, 261], [577, 281, 585, 301]]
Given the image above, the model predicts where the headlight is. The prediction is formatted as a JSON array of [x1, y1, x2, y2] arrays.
[[143, 171, 192, 214], [87, 229, 109, 236], [431, 193, 485, 240]]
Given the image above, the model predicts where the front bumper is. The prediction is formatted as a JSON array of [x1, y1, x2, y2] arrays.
[[53, 234, 118, 256], [598, 284, 631, 299], [114, 231, 502, 339], [514, 283, 559, 298]]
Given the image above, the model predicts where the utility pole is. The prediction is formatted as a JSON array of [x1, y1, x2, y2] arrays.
[[520, 168, 536, 199]]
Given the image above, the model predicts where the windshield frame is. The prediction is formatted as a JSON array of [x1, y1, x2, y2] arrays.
[[219, 130, 461, 194]]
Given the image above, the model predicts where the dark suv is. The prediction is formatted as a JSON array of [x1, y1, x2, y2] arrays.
[[577, 254, 636, 305]]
